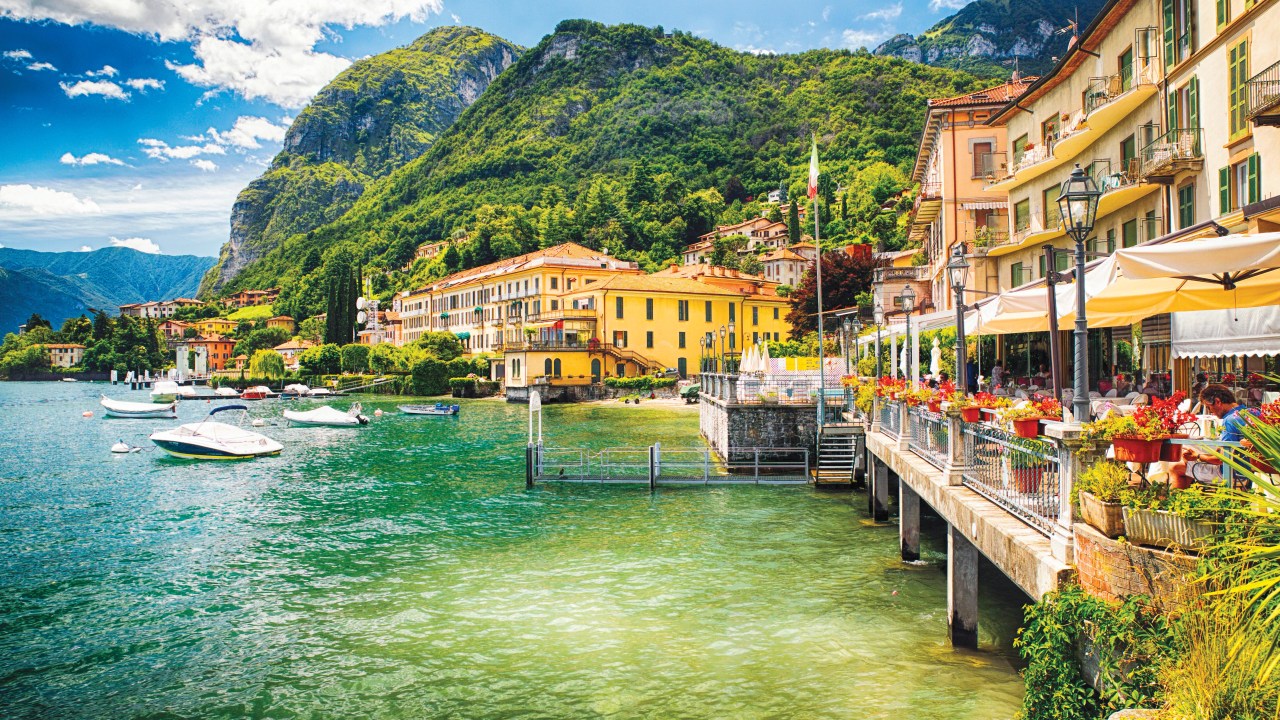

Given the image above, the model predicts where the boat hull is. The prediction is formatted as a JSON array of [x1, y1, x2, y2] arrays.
[[104, 407, 177, 419], [150, 439, 280, 460], [398, 405, 460, 416], [102, 396, 178, 418]]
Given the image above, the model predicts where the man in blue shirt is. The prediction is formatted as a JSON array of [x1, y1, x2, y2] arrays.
[[1173, 384, 1261, 485]]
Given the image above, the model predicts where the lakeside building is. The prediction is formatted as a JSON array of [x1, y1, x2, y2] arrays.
[[266, 315, 295, 333], [226, 288, 279, 309], [158, 320, 189, 341], [180, 334, 234, 371], [191, 317, 237, 336], [273, 339, 315, 370], [43, 343, 85, 368], [119, 298, 205, 319]]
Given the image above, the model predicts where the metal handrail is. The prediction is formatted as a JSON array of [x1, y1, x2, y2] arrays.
[[1140, 127, 1203, 177], [1247, 59, 1280, 120], [961, 424, 1061, 536]]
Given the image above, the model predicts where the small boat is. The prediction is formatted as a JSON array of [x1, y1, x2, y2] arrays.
[[62, 377, 78, 382], [101, 395, 178, 419], [280, 383, 310, 399], [308, 387, 336, 398], [282, 403, 369, 427], [214, 387, 240, 397], [149, 405, 283, 460], [240, 386, 274, 400], [399, 403, 461, 416], [151, 380, 180, 403]]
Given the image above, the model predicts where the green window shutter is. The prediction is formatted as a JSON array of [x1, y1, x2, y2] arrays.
[[1188, 76, 1199, 130], [1248, 154, 1261, 204], [1217, 0, 1227, 29], [1220, 166, 1231, 214], [1167, 92, 1178, 133], [1163, 0, 1176, 68]]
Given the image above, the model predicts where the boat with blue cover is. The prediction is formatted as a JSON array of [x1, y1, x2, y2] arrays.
[[398, 403, 461, 416]]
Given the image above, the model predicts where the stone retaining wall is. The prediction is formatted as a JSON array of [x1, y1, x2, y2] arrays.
[[698, 394, 818, 458], [1074, 522, 1197, 608]]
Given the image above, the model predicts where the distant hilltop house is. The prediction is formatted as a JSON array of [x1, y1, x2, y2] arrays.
[[43, 343, 85, 368], [118, 297, 205, 319], [225, 288, 280, 309], [192, 317, 237, 336], [266, 315, 295, 333], [406, 241, 448, 269], [273, 338, 316, 370]]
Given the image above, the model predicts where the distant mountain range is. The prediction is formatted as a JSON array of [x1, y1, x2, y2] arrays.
[[0, 247, 216, 333], [874, 0, 1108, 78]]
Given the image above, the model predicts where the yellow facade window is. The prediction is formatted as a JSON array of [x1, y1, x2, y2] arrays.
[[1228, 38, 1250, 140]]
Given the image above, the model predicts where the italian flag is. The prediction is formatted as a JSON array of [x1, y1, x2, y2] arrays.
[[807, 138, 819, 199]]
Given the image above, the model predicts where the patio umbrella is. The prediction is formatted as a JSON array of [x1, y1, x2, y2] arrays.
[[929, 337, 941, 377], [759, 342, 771, 375], [1087, 232, 1280, 326], [743, 345, 758, 373]]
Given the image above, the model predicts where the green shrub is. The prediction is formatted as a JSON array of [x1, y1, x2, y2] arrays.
[[248, 349, 285, 379], [298, 343, 341, 375], [340, 343, 370, 373], [1077, 461, 1130, 503], [411, 357, 450, 395]]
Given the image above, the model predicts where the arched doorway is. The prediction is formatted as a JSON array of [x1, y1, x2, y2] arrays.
[[591, 358, 601, 383]]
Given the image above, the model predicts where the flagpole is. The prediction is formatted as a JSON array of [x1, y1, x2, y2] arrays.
[[810, 139, 826, 428]]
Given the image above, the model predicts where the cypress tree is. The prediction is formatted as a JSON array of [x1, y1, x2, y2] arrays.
[[787, 201, 801, 245]]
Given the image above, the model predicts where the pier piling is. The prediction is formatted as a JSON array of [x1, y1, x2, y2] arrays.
[[900, 483, 920, 561], [947, 524, 979, 648]]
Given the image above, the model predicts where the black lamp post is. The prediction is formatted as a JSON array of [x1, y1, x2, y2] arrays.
[[727, 322, 736, 373], [699, 336, 706, 373], [1057, 163, 1101, 423], [873, 300, 885, 378], [946, 244, 971, 394], [899, 285, 916, 382], [718, 325, 727, 373]]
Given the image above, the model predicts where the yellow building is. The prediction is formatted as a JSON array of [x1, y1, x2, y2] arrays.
[[192, 317, 237, 336], [266, 315, 295, 333]]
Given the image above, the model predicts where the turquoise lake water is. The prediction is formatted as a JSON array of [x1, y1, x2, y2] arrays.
[[0, 382, 1026, 718]]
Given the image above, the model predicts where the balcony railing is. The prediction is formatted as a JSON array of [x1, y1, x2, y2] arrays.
[[1085, 72, 1129, 115], [907, 406, 950, 471], [523, 308, 598, 323], [874, 266, 929, 282], [1139, 128, 1203, 181], [961, 424, 1062, 536], [970, 225, 1010, 250], [1246, 59, 1280, 126], [977, 151, 1008, 181], [1087, 158, 1139, 195], [1011, 143, 1052, 175]]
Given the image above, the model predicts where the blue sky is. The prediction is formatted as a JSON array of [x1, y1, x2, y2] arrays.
[[0, 0, 972, 258]]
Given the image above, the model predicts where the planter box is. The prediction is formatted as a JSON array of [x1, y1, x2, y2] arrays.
[[959, 407, 982, 423], [1011, 417, 1042, 439], [1159, 434, 1189, 463], [926, 400, 942, 413], [1079, 491, 1125, 538], [1122, 507, 1214, 551], [1112, 437, 1163, 464]]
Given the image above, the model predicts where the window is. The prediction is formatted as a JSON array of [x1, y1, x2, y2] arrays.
[[1220, 154, 1262, 213], [1120, 135, 1137, 175], [1163, 0, 1196, 68], [1178, 183, 1195, 228], [1010, 262, 1025, 287], [551, 299, 559, 310], [550, 277, 558, 290], [1216, 0, 1230, 31], [616, 296, 624, 319], [705, 300, 712, 322], [1144, 211, 1161, 242], [1229, 39, 1250, 140], [646, 331, 654, 349], [617, 363, 626, 377], [678, 332, 686, 349], [728, 304, 736, 322], [1041, 116, 1059, 147], [1014, 199, 1031, 231], [729, 332, 736, 350], [1122, 219, 1138, 248], [972, 141, 994, 177], [773, 308, 779, 320], [678, 300, 689, 321], [1012, 134, 1029, 165], [752, 306, 759, 325], [614, 330, 628, 348], [1042, 188, 1061, 230], [1106, 228, 1117, 254], [1120, 47, 1134, 92], [645, 298, 653, 320]]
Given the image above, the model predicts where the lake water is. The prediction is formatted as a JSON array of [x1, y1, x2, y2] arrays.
[[0, 382, 1026, 718]]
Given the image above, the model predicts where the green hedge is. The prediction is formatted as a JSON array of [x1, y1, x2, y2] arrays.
[[603, 376, 677, 391], [411, 357, 450, 396]]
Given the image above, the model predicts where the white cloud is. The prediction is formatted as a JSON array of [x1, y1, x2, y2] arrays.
[[191, 159, 218, 172], [28, 61, 56, 71], [60, 151, 126, 166], [737, 45, 778, 56], [137, 138, 225, 161], [2, 1, 445, 108], [78, 245, 91, 251], [862, 4, 903, 21], [821, 6, 832, 21], [59, 80, 130, 100], [930, 0, 975, 10], [125, 77, 164, 92], [109, 236, 161, 254], [206, 116, 288, 149], [86, 64, 118, 77], [3, 49, 32, 60], [0, 184, 101, 215], [841, 29, 891, 49]]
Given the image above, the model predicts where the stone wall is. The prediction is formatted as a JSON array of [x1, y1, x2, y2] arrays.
[[505, 384, 607, 403], [1074, 522, 1197, 609], [699, 394, 819, 458]]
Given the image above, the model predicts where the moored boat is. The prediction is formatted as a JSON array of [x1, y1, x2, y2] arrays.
[[151, 380, 180, 403], [149, 405, 283, 460], [398, 403, 461, 416], [101, 395, 178, 419], [214, 387, 240, 397], [282, 403, 369, 427], [240, 386, 275, 400]]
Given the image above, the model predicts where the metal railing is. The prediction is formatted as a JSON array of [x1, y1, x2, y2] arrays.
[[907, 407, 950, 471], [973, 151, 1003, 179], [1140, 128, 1203, 178], [961, 424, 1061, 535], [523, 309, 598, 323], [530, 444, 810, 485], [881, 400, 901, 439], [1247, 59, 1280, 122]]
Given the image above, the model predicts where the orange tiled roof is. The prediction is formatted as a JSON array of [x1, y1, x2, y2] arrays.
[[653, 264, 770, 283], [762, 249, 808, 262], [414, 242, 637, 294], [928, 78, 1037, 108]]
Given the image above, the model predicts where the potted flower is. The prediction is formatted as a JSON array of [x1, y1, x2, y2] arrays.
[[951, 394, 982, 422], [876, 375, 907, 400], [1120, 484, 1227, 551], [1081, 415, 1165, 463], [1004, 404, 1047, 439], [1131, 392, 1196, 462], [1009, 437, 1047, 493], [925, 379, 956, 413], [973, 391, 1012, 421], [1076, 460, 1129, 537]]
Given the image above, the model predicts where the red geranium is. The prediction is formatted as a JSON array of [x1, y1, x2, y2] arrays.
[[1133, 391, 1196, 435]]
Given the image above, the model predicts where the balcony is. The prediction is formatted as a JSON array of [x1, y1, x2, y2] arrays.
[[973, 152, 1004, 180], [968, 225, 1010, 251], [1139, 128, 1204, 183], [523, 308, 598, 324], [913, 180, 943, 224], [1246, 59, 1280, 127]]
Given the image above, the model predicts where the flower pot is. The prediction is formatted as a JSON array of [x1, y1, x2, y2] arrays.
[[1011, 418, 1042, 439], [1170, 474, 1193, 490], [1078, 491, 1125, 538], [1012, 466, 1044, 493], [927, 400, 942, 413], [960, 407, 982, 423], [1159, 434, 1189, 463], [1121, 506, 1215, 551], [1111, 437, 1164, 464], [980, 407, 998, 421], [1251, 456, 1278, 475]]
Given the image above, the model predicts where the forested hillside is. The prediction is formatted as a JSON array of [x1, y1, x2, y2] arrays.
[[215, 20, 987, 321]]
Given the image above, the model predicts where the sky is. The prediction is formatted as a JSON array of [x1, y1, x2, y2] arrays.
[[0, 0, 974, 259]]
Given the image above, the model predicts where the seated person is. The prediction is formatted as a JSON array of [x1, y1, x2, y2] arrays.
[[1170, 384, 1262, 486], [1097, 378, 1113, 395], [1141, 376, 1162, 396], [1114, 375, 1133, 395], [1191, 372, 1208, 399]]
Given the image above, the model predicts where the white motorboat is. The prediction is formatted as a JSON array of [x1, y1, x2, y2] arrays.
[[151, 380, 180, 403], [308, 387, 335, 398], [282, 403, 369, 427], [281, 383, 310, 399], [240, 386, 275, 400], [214, 387, 240, 397], [149, 405, 283, 460], [101, 395, 178, 419], [399, 403, 461, 416]]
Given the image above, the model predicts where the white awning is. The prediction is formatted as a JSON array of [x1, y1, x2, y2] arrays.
[[1171, 306, 1280, 358], [960, 201, 1008, 211]]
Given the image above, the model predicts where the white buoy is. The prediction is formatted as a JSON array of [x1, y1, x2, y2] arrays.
[[111, 441, 131, 453], [251, 418, 266, 427], [83, 410, 93, 418], [374, 409, 383, 417]]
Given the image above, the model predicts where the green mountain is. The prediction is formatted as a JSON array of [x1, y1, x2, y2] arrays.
[[0, 247, 215, 332], [875, 0, 1108, 78], [200, 26, 522, 295], [212, 20, 987, 318]]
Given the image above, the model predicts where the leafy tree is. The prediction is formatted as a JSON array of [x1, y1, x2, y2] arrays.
[[298, 343, 342, 375], [340, 343, 371, 373], [301, 248, 323, 274], [625, 158, 657, 207], [322, 243, 360, 345], [410, 357, 450, 395], [767, 204, 784, 223], [58, 315, 92, 345], [23, 313, 51, 331], [710, 234, 748, 269], [740, 254, 764, 276], [787, 202, 801, 245], [785, 250, 879, 337], [441, 243, 461, 271], [91, 309, 113, 342], [248, 349, 285, 379], [415, 331, 463, 361], [723, 175, 748, 204], [183, 327, 199, 339], [0, 344, 50, 375], [298, 316, 323, 342], [233, 327, 291, 357], [369, 343, 407, 373]]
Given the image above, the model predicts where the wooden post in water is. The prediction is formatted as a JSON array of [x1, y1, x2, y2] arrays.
[[648, 444, 657, 491]]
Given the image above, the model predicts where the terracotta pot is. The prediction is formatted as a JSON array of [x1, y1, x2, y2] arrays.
[[1012, 467, 1043, 493], [927, 400, 942, 413], [1251, 456, 1278, 475], [1159, 433, 1189, 463], [1170, 474, 1193, 490], [960, 407, 982, 423], [1078, 491, 1125, 538], [1112, 436, 1164, 464], [889, 392, 898, 401], [1012, 417, 1042, 439]]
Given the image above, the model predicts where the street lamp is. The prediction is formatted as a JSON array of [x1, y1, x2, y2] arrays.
[[899, 285, 916, 382], [719, 324, 727, 373], [873, 300, 885, 378], [1057, 163, 1101, 423], [946, 244, 971, 393], [699, 335, 706, 373]]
